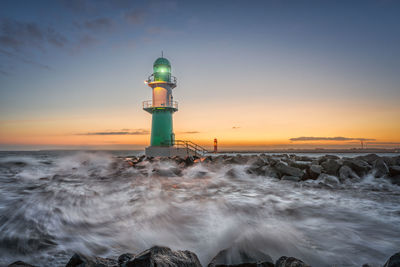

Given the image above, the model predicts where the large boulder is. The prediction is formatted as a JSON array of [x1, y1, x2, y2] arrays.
[[373, 158, 389, 178], [318, 173, 340, 186], [306, 165, 322, 180], [356, 154, 380, 165], [262, 166, 280, 179], [343, 159, 371, 177], [274, 162, 303, 178], [288, 161, 310, 170], [338, 165, 359, 182], [8, 261, 37, 267], [118, 253, 135, 266], [208, 246, 273, 267], [383, 251, 400, 267], [389, 166, 400, 177], [318, 155, 340, 164], [65, 253, 118, 267], [126, 246, 201, 267], [321, 159, 341, 175], [275, 256, 310, 267]]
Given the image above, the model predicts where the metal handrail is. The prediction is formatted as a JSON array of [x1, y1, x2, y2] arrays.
[[147, 74, 177, 84], [143, 100, 178, 109], [174, 140, 208, 156]]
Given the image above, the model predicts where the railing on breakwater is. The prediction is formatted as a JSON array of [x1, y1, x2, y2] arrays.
[[174, 140, 208, 157]]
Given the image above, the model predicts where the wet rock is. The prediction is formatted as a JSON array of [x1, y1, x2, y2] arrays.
[[274, 162, 303, 178], [382, 156, 397, 166], [321, 159, 341, 175], [318, 154, 340, 164], [281, 175, 301, 182], [356, 154, 380, 165], [125, 246, 201, 267], [307, 164, 322, 180], [275, 256, 310, 267], [373, 158, 389, 178], [118, 253, 135, 266], [288, 161, 309, 170], [383, 251, 400, 267], [184, 156, 195, 167], [389, 166, 400, 177], [294, 155, 313, 162], [339, 165, 359, 182], [388, 175, 400, 186], [8, 261, 37, 267], [208, 246, 273, 267], [318, 173, 340, 186], [65, 253, 118, 267], [343, 159, 371, 176], [262, 166, 280, 179]]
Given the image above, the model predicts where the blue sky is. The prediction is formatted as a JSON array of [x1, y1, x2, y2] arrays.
[[1, 0, 399, 150]]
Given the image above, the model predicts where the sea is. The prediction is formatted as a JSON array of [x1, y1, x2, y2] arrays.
[[0, 150, 399, 266]]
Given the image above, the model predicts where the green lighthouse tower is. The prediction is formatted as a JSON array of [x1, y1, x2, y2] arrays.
[[143, 56, 178, 156]]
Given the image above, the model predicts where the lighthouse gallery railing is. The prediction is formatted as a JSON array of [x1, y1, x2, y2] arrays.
[[142, 100, 178, 109]]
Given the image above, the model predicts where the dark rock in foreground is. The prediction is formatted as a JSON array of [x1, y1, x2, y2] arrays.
[[275, 256, 310, 267], [8, 261, 37, 267], [66, 253, 118, 267], [383, 251, 400, 267], [125, 246, 201, 267], [208, 246, 273, 267]]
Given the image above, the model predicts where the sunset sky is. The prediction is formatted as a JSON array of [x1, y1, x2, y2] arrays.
[[1, 0, 399, 150]]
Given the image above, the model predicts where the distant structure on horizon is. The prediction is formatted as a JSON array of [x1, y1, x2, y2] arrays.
[[143, 55, 207, 157]]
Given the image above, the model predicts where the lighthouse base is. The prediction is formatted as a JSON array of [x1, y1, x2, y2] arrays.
[[145, 146, 198, 158]]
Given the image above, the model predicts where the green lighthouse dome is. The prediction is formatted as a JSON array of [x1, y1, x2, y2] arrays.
[[153, 57, 171, 82]]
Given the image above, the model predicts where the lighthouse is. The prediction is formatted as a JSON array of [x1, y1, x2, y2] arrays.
[[143, 55, 207, 157]]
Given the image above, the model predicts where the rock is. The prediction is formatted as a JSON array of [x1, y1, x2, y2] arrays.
[[389, 166, 400, 177], [275, 256, 310, 267], [343, 159, 371, 176], [262, 166, 280, 179], [356, 154, 380, 165], [318, 154, 340, 164], [66, 253, 118, 267], [338, 165, 359, 182], [281, 175, 300, 182], [208, 246, 273, 267], [373, 158, 389, 178], [382, 156, 397, 166], [126, 246, 201, 267], [152, 168, 180, 177], [274, 162, 303, 178], [321, 159, 341, 175], [307, 165, 322, 180], [294, 156, 313, 162], [383, 251, 400, 267], [118, 253, 135, 266], [288, 161, 310, 170], [318, 173, 340, 186], [184, 156, 194, 167], [388, 175, 400, 186], [8, 261, 37, 267]]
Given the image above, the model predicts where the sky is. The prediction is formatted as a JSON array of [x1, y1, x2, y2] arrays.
[[0, 0, 399, 151]]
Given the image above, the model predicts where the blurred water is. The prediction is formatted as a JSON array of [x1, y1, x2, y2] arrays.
[[0, 151, 399, 267]]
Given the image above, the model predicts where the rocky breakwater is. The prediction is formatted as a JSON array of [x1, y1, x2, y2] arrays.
[[8, 247, 400, 267], [124, 153, 400, 186]]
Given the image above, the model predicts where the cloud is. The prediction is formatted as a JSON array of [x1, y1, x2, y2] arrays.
[[290, 136, 376, 142], [0, 18, 68, 51], [232, 126, 241, 129], [77, 129, 149, 135], [180, 131, 200, 134], [83, 17, 113, 31], [124, 10, 146, 24], [0, 48, 51, 70]]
